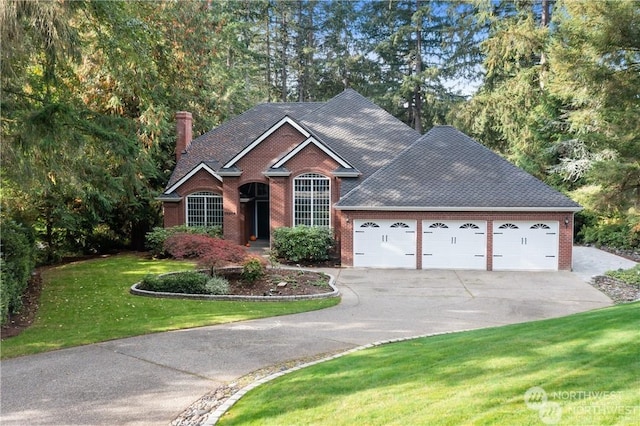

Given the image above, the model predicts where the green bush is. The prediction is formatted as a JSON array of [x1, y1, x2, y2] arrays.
[[605, 264, 640, 286], [0, 220, 37, 325], [579, 221, 638, 249], [140, 271, 209, 294], [272, 226, 334, 263], [205, 275, 230, 295], [145, 225, 223, 257], [242, 256, 265, 283]]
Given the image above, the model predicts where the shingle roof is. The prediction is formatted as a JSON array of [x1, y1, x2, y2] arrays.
[[165, 89, 418, 195], [335, 126, 581, 211], [298, 89, 420, 194], [166, 102, 321, 189]]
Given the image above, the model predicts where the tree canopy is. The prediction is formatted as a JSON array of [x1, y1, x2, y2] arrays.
[[2, 0, 638, 262]]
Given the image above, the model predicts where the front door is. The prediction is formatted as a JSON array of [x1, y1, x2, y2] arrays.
[[256, 200, 269, 239]]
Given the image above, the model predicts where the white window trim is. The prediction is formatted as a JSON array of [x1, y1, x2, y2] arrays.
[[185, 191, 223, 227], [293, 173, 331, 228]]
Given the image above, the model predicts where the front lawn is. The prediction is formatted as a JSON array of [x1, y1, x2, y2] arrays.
[[218, 302, 639, 425], [0, 254, 339, 359]]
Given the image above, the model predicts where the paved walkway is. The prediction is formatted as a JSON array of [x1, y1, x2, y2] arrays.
[[0, 248, 632, 425]]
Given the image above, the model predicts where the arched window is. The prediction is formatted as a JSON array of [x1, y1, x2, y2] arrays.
[[293, 173, 330, 227], [186, 192, 223, 227]]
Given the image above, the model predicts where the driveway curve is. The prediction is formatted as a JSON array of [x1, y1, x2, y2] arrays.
[[0, 248, 629, 425]]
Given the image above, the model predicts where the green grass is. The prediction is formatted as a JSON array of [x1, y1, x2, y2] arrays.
[[1, 254, 339, 359], [219, 302, 640, 425]]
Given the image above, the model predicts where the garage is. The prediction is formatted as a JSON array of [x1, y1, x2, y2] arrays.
[[493, 221, 559, 271], [353, 219, 416, 268], [422, 220, 487, 270]]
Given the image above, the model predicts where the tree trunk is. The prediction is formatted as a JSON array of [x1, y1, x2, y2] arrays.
[[413, 0, 423, 133], [280, 7, 288, 102], [539, 0, 550, 89]]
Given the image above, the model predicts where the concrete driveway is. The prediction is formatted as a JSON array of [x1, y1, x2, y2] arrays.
[[0, 249, 626, 425]]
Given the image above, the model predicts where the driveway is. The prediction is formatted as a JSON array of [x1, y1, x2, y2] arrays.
[[0, 248, 629, 425]]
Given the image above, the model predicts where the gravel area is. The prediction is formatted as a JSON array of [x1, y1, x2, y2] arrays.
[[590, 275, 640, 304]]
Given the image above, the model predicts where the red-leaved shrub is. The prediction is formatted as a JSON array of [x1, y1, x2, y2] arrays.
[[163, 234, 247, 268]]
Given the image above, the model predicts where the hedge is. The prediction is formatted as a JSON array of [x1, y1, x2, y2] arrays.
[[0, 220, 37, 325]]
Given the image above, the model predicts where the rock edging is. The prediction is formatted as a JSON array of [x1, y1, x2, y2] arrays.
[[590, 275, 640, 304], [130, 267, 340, 301]]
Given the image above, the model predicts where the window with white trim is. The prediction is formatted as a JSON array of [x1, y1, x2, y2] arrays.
[[186, 191, 223, 227], [293, 173, 330, 227]]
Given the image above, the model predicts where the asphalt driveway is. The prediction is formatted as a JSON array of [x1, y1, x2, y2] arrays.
[[0, 248, 630, 425]]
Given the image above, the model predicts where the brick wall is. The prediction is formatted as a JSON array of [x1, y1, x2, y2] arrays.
[[340, 211, 574, 270], [219, 123, 344, 246]]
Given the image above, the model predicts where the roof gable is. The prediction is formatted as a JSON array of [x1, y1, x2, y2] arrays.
[[165, 103, 321, 191], [271, 136, 354, 169], [336, 126, 581, 211], [165, 162, 222, 194], [222, 116, 310, 169]]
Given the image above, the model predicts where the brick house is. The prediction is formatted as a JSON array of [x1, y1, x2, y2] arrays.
[[159, 89, 581, 270]]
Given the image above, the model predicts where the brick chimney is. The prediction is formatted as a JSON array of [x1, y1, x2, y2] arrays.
[[175, 111, 193, 162]]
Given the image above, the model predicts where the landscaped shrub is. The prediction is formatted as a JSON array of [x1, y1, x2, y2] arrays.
[[140, 271, 209, 294], [163, 233, 247, 270], [205, 275, 230, 295], [0, 220, 37, 325], [272, 226, 334, 263], [606, 264, 640, 286], [579, 221, 639, 249], [146, 225, 223, 257], [242, 256, 266, 283]]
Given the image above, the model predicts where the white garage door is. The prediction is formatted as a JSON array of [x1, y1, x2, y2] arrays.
[[493, 221, 559, 271], [422, 221, 487, 270], [353, 220, 416, 268]]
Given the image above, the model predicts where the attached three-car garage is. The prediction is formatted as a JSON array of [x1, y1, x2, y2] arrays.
[[351, 218, 561, 271]]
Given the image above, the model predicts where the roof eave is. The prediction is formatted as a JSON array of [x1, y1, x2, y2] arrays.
[[165, 163, 223, 194], [156, 195, 182, 202], [334, 205, 583, 212]]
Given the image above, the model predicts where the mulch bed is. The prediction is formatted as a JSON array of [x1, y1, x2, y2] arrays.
[[215, 268, 332, 297]]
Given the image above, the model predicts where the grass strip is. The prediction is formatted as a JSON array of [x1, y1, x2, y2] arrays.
[[1, 254, 338, 359], [218, 302, 639, 425]]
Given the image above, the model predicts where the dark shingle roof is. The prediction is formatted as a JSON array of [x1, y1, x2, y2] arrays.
[[166, 102, 321, 189], [165, 89, 418, 194], [298, 89, 420, 194], [335, 126, 581, 211]]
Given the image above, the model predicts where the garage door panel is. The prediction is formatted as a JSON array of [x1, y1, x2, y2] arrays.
[[493, 221, 558, 271], [422, 221, 486, 270], [354, 220, 416, 268]]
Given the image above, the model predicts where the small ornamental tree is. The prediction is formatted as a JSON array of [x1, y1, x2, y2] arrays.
[[163, 234, 247, 273]]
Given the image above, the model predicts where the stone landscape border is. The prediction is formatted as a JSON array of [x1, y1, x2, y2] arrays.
[[130, 267, 340, 301]]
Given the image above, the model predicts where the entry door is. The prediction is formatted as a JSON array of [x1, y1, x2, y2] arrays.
[[493, 221, 559, 270], [256, 200, 269, 239], [353, 220, 416, 268], [422, 221, 487, 270]]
